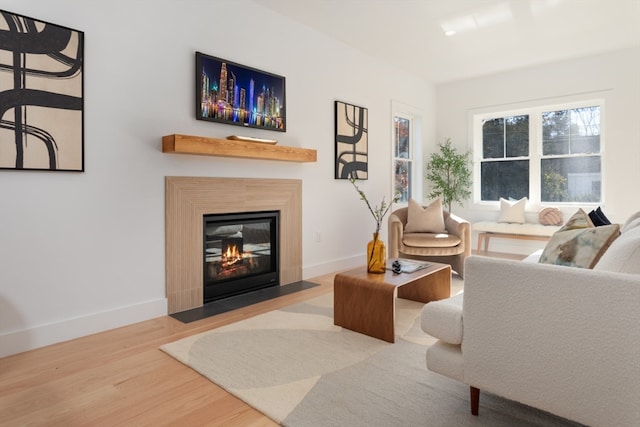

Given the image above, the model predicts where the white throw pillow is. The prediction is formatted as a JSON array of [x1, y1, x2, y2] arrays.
[[498, 197, 526, 224], [404, 198, 446, 234]]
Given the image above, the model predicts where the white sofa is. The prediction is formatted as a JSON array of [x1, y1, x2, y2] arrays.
[[421, 212, 640, 426]]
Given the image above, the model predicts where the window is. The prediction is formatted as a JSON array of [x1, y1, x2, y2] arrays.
[[475, 101, 603, 204], [480, 115, 530, 201], [392, 101, 423, 204], [393, 115, 413, 204], [541, 106, 601, 203]]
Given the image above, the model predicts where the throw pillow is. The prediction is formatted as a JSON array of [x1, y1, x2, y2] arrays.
[[561, 208, 593, 230], [539, 209, 620, 268], [404, 198, 446, 234], [498, 197, 526, 224], [588, 206, 612, 226], [538, 207, 563, 226]]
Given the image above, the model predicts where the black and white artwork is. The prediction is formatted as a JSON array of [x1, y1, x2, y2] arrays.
[[334, 100, 368, 180], [0, 9, 84, 172]]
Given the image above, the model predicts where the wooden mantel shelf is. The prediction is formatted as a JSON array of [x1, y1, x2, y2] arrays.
[[162, 134, 317, 163]]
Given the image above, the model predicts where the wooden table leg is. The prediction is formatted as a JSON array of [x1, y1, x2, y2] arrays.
[[397, 265, 451, 302], [334, 275, 396, 343]]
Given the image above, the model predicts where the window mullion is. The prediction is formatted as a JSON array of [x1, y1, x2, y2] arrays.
[[530, 110, 541, 204]]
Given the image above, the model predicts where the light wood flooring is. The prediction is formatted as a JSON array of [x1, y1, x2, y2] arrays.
[[0, 252, 520, 426]]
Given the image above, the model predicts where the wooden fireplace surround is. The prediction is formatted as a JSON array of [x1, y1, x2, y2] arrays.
[[165, 177, 302, 314]]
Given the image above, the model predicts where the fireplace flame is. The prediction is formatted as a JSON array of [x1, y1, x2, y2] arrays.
[[222, 244, 243, 267]]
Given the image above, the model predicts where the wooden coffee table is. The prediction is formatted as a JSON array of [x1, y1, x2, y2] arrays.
[[333, 260, 451, 343]]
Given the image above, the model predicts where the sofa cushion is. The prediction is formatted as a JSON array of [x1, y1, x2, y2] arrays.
[[499, 197, 526, 224], [420, 293, 464, 345], [594, 225, 640, 274], [621, 211, 640, 233], [539, 209, 620, 268], [402, 232, 461, 248], [523, 249, 543, 263], [404, 198, 446, 234]]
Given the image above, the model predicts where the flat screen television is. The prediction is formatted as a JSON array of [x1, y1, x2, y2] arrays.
[[196, 52, 286, 132]]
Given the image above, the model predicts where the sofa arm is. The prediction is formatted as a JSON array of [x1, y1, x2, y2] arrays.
[[421, 293, 464, 344], [388, 213, 404, 258], [462, 255, 640, 427], [444, 213, 471, 257]]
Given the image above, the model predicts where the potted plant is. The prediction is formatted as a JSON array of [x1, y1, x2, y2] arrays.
[[425, 138, 472, 213]]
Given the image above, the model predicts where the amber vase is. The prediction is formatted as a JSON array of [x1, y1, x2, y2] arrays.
[[367, 232, 386, 274]]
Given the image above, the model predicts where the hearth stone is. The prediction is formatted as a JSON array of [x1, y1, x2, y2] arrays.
[[170, 281, 319, 323]]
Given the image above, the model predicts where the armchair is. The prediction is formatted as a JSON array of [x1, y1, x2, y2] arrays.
[[388, 204, 471, 278]]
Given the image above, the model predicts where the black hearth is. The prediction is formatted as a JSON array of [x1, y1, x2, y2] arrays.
[[203, 211, 279, 303]]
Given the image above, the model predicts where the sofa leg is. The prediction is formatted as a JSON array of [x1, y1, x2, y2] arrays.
[[470, 386, 480, 415]]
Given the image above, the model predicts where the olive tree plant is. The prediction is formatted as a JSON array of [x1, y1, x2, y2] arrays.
[[425, 138, 473, 213]]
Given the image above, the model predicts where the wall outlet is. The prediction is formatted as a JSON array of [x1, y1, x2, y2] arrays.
[[315, 231, 322, 243]]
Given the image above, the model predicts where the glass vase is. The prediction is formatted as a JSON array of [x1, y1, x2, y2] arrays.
[[367, 232, 386, 274]]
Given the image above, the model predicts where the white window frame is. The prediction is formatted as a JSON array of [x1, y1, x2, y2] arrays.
[[391, 101, 423, 206], [470, 98, 605, 208]]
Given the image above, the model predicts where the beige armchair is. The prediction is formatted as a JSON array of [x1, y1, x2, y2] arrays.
[[388, 207, 471, 278]]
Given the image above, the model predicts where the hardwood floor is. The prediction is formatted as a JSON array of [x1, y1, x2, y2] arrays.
[[0, 275, 335, 426], [0, 253, 522, 426]]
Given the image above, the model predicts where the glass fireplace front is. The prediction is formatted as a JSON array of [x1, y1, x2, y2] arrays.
[[203, 211, 279, 303]]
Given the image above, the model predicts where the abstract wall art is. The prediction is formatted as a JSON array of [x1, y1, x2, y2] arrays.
[[0, 10, 84, 172], [334, 100, 368, 179]]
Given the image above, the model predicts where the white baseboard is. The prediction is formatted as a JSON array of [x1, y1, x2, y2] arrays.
[[302, 254, 362, 280], [1, 254, 392, 358], [0, 298, 167, 358]]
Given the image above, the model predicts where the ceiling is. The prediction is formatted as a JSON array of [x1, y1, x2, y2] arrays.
[[252, 0, 640, 84]]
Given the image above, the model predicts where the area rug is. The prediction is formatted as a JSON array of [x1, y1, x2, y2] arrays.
[[160, 292, 582, 427]]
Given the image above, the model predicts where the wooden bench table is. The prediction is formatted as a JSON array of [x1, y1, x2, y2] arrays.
[[473, 221, 560, 252]]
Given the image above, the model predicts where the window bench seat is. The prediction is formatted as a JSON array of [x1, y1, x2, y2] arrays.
[[473, 221, 561, 252]]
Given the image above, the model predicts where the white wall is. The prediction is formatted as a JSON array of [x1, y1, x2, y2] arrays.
[[0, 0, 434, 356], [435, 48, 640, 254]]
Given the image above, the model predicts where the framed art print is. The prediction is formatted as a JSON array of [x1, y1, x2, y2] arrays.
[[335, 100, 368, 179], [0, 9, 84, 172]]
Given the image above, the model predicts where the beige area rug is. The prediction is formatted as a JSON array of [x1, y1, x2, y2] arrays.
[[160, 289, 582, 427]]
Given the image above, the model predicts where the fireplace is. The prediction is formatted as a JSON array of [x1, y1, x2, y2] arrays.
[[203, 211, 279, 303], [165, 177, 301, 314]]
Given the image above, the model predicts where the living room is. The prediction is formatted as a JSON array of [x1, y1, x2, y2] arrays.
[[1, 0, 638, 355], [1, 1, 639, 423]]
